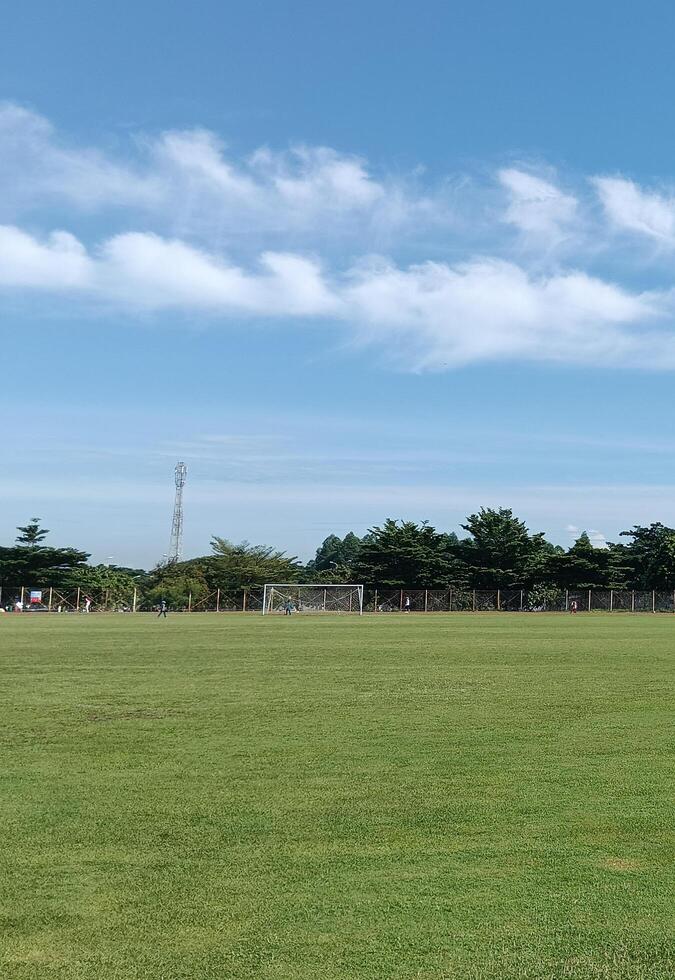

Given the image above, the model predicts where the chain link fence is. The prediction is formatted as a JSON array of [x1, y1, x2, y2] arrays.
[[0, 584, 136, 613], [3, 584, 675, 613]]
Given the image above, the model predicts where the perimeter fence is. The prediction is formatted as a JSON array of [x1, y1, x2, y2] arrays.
[[3, 585, 675, 614]]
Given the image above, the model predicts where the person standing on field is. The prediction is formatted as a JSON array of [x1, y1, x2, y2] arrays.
[[404, 595, 411, 612], [284, 598, 294, 616], [570, 599, 578, 614], [84, 596, 92, 613], [158, 598, 168, 618]]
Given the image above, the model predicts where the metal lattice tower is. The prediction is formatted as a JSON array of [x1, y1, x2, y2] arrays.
[[168, 461, 187, 563]]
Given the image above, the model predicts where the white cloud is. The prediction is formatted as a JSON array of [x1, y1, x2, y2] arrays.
[[0, 225, 91, 288], [499, 168, 578, 238], [253, 145, 385, 210], [0, 102, 159, 212], [6, 104, 675, 370], [0, 104, 422, 240], [1, 224, 668, 368], [153, 128, 260, 201], [0, 225, 339, 316], [592, 175, 675, 242], [96, 233, 339, 314], [344, 257, 664, 368]]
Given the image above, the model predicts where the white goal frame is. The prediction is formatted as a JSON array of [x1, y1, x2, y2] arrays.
[[262, 583, 364, 615]]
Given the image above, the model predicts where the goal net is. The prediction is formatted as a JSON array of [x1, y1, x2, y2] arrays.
[[262, 584, 364, 615]]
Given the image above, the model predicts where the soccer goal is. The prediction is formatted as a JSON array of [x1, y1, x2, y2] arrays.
[[262, 584, 364, 615]]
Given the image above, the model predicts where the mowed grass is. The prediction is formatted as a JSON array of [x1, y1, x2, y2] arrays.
[[0, 614, 673, 980]]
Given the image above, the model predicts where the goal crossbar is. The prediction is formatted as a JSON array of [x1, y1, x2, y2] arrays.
[[262, 583, 364, 615]]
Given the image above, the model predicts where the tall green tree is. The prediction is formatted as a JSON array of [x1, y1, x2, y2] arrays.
[[15, 518, 49, 547], [353, 519, 465, 587], [311, 531, 363, 571], [144, 561, 210, 609], [64, 564, 143, 605], [144, 537, 302, 603], [542, 532, 612, 589], [207, 537, 302, 589], [619, 524, 675, 589], [455, 508, 549, 588], [0, 519, 89, 586]]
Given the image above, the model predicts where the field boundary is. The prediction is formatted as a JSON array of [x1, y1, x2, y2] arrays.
[[3, 585, 675, 614]]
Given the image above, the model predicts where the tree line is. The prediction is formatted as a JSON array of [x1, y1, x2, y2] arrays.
[[4, 510, 675, 607]]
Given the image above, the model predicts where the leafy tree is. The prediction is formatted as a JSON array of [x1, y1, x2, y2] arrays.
[[208, 537, 302, 589], [15, 518, 49, 548], [144, 537, 301, 603], [144, 562, 209, 610], [526, 584, 566, 611], [353, 519, 465, 587], [619, 523, 675, 589], [542, 532, 612, 589], [342, 532, 363, 562], [605, 542, 633, 589], [455, 507, 549, 588], [0, 546, 90, 587], [64, 564, 141, 606], [309, 534, 340, 572], [310, 531, 363, 572], [303, 562, 355, 584], [0, 519, 89, 587]]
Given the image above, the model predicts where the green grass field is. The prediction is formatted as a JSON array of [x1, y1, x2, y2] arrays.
[[1, 613, 673, 980]]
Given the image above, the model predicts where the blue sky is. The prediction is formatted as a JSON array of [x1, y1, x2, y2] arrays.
[[4, 0, 675, 566]]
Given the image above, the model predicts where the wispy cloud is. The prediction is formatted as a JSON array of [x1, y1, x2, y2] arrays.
[[498, 167, 578, 239], [0, 104, 431, 239], [4, 104, 675, 370], [592, 175, 675, 243], [0, 103, 160, 212]]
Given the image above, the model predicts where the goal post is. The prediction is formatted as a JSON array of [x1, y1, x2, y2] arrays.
[[262, 584, 364, 615]]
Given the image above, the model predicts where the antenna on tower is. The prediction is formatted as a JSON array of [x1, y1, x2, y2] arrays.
[[168, 461, 187, 564]]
